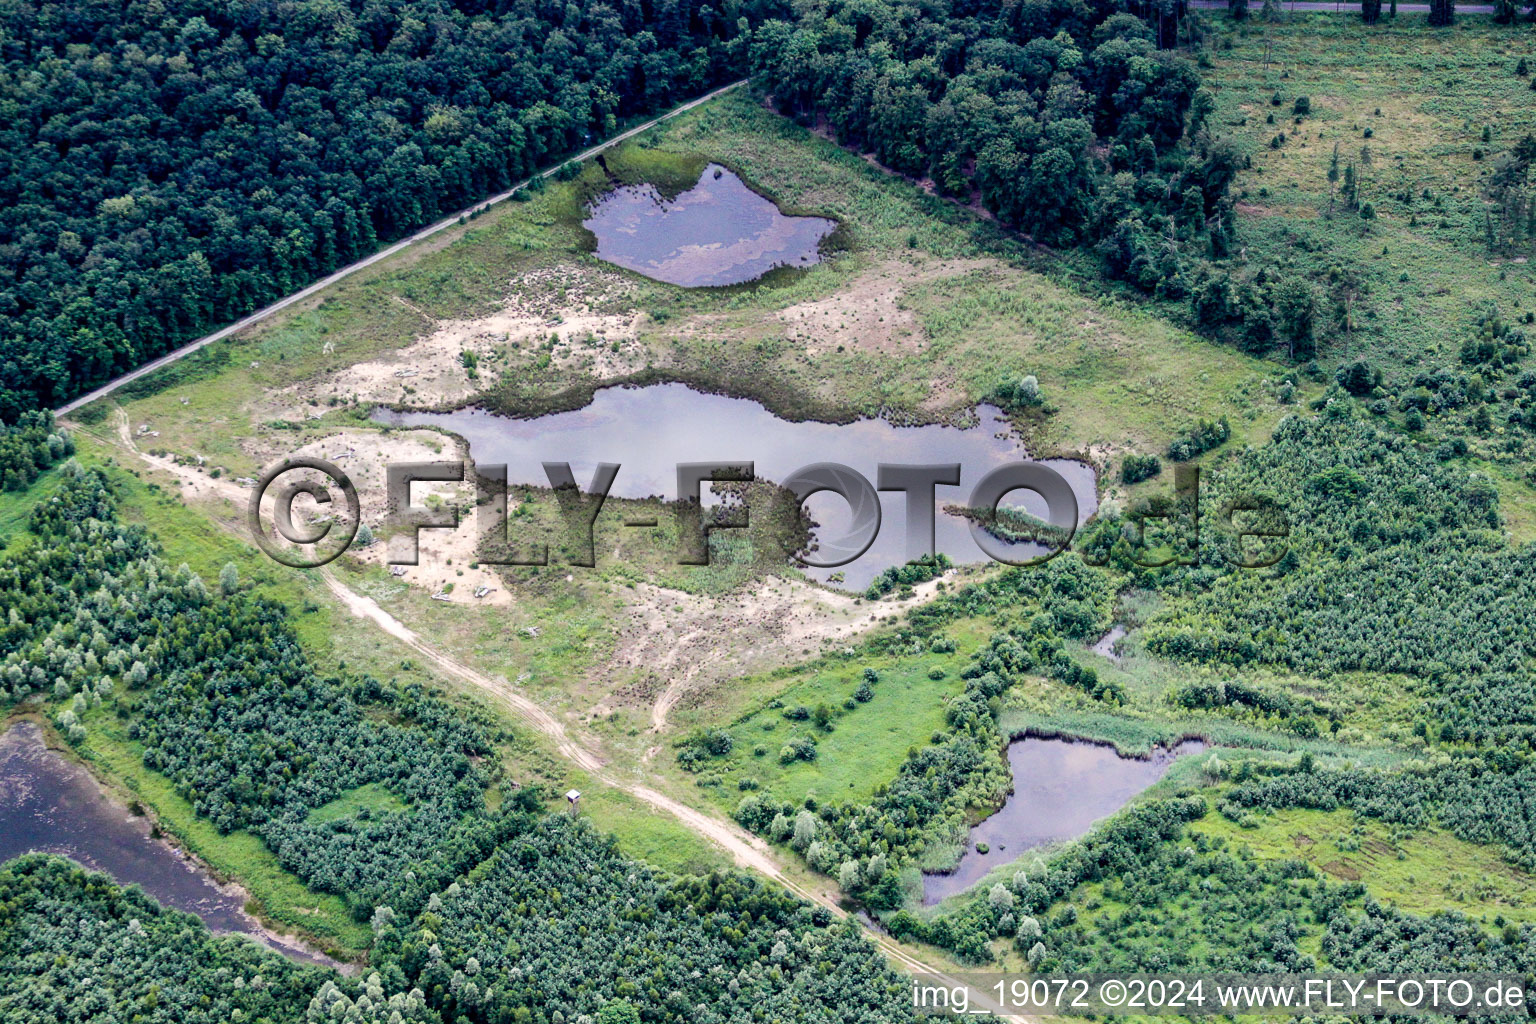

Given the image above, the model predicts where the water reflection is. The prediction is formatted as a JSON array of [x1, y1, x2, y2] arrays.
[[921, 734, 1206, 904], [377, 384, 1097, 590], [583, 163, 836, 287], [0, 722, 336, 967], [1092, 625, 1128, 665]]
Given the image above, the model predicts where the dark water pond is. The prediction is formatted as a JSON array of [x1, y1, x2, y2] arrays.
[[0, 722, 335, 967], [922, 735, 1206, 905], [378, 384, 1097, 590], [1092, 625, 1128, 664], [583, 163, 836, 286]]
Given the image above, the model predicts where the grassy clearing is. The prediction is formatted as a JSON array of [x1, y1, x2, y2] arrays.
[[680, 618, 991, 810], [578, 783, 734, 877], [0, 466, 59, 549], [1205, 16, 1536, 539], [305, 783, 410, 825], [67, 703, 371, 955], [610, 94, 1298, 459], [1209, 15, 1536, 376], [1195, 805, 1536, 926]]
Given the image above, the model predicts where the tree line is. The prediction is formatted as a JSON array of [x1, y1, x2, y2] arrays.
[[0, 0, 780, 422], [1, 463, 927, 1020]]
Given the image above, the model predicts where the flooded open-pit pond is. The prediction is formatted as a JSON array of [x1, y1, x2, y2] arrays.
[[377, 384, 1097, 590], [583, 163, 836, 287], [921, 734, 1206, 905], [0, 721, 337, 968]]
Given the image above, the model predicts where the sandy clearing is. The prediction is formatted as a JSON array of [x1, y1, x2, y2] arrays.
[[119, 410, 515, 607], [614, 571, 961, 735], [290, 428, 517, 607], [776, 257, 995, 356], [266, 263, 647, 415], [599, 576, 870, 732]]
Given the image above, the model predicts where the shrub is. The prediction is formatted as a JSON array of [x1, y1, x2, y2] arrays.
[[1121, 453, 1163, 484], [1335, 360, 1382, 396], [992, 373, 1044, 411], [1167, 418, 1231, 461]]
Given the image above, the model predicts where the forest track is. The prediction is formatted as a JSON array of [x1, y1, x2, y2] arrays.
[[315, 568, 1032, 1021], [318, 569, 607, 775], [83, 419, 1032, 1022], [53, 78, 750, 418]]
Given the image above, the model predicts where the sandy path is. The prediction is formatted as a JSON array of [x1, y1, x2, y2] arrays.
[[314, 569, 792, 877], [84, 415, 1027, 1019], [647, 626, 710, 731], [313, 569, 1023, 1015], [318, 569, 605, 774]]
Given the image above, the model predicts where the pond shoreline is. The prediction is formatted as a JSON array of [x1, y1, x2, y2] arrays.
[[919, 731, 1209, 904], [376, 384, 1099, 590], [0, 714, 350, 972], [1002, 726, 1211, 763], [582, 162, 838, 288]]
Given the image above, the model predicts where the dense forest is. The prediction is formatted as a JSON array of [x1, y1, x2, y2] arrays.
[[1142, 410, 1531, 684], [0, 467, 924, 1020], [0, 0, 774, 421], [0, 826, 925, 1024], [0, 854, 327, 1023], [375, 815, 921, 1024], [3, 463, 522, 920], [0, 411, 72, 491], [754, 0, 1218, 247]]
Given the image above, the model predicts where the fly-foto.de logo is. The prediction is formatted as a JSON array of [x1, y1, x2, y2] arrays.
[[247, 457, 1288, 571]]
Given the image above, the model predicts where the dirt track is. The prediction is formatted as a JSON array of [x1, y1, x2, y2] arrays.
[[315, 564, 994, 1007], [81, 417, 1024, 1017]]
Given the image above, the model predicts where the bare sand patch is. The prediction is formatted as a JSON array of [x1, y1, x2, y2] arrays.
[[777, 257, 995, 356], [123, 411, 515, 608], [286, 431, 516, 607], [598, 571, 958, 735], [269, 264, 647, 414]]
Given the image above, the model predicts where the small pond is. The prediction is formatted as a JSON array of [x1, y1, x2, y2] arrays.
[[1092, 624, 1128, 665], [921, 734, 1206, 905], [378, 384, 1097, 590], [582, 163, 836, 287], [0, 722, 336, 967]]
